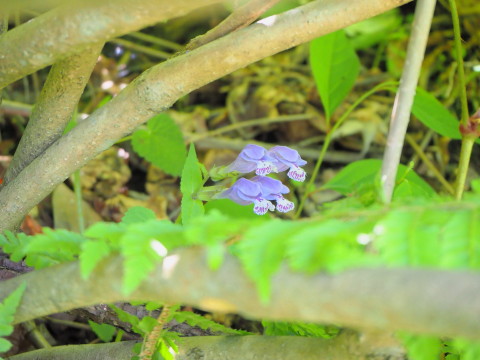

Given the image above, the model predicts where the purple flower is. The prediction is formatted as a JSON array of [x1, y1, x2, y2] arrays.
[[225, 144, 277, 176], [267, 146, 307, 182], [216, 176, 294, 215]]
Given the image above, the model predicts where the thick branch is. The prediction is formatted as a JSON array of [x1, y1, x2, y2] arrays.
[[0, 0, 222, 88], [1, 248, 480, 339], [3, 43, 103, 185], [0, 0, 412, 233], [8, 333, 404, 360]]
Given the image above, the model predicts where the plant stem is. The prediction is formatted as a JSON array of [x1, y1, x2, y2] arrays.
[[380, 0, 437, 203], [454, 136, 475, 200], [72, 170, 85, 233], [448, 0, 469, 125], [139, 305, 173, 360], [295, 81, 398, 218], [405, 134, 454, 195]]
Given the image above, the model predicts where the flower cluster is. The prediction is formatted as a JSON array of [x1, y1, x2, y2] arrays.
[[216, 145, 307, 215]]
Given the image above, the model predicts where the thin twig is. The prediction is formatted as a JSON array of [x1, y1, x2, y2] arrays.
[[380, 0, 437, 203], [405, 134, 455, 195], [186, 0, 280, 50], [139, 305, 173, 360]]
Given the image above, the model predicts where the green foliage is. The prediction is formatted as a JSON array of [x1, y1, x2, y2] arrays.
[[310, 29, 360, 121], [132, 113, 187, 176], [0, 229, 86, 269], [80, 239, 111, 279], [398, 333, 442, 360], [262, 321, 338, 338], [323, 159, 435, 199], [180, 144, 205, 225], [173, 311, 252, 335], [412, 87, 461, 139], [121, 206, 157, 225], [0, 283, 26, 356], [88, 320, 116, 342]]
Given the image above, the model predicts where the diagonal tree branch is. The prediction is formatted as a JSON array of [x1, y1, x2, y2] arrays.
[[186, 0, 281, 51], [0, 0, 413, 233], [0, 0, 223, 88], [1, 248, 480, 339], [8, 332, 404, 360], [2, 43, 103, 186]]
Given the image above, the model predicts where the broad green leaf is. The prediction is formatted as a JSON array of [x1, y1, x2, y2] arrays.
[[324, 159, 435, 198], [121, 206, 156, 225], [80, 240, 112, 279], [180, 144, 204, 225], [310, 30, 360, 121], [132, 113, 187, 176], [88, 320, 116, 342], [412, 88, 461, 139]]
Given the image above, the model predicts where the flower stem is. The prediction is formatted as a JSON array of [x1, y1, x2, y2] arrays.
[[454, 136, 475, 200], [448, 0, 469, 125]]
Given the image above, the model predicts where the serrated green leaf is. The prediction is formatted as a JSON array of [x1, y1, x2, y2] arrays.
[[180, 144, 204, 225], [174, 311, 251, 335], [84, 222, 126, 245], [138, 316, 159, 334], [121, 206, 157, 225], [235, 220, 302, 303], [121, 220, 183, 294], [132, 113, 186, 176], [310, 29, 360, 121], [262, 321, 338, 338], [80, 240, 112, 279], [412, 88, 461, 139], [109, 305, 143, 335], [287, 220, 367, 273], [324, 159, 435, 198], [88, 320, 116, 342]]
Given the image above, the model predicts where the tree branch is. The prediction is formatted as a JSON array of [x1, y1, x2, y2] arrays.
[[0, 0, 413, 233], [0, 0, 223, 88], [2, 43, 103, 186], [380, 0, 437, 202], [8, 332, 404, 360], [186, 0, 281, 50], [1, 248, 480, 339]]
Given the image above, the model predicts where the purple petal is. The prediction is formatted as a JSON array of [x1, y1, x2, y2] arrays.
[[226, 144, 276, 174], [217, 178, 261, 205], [250, 176, 289, 200], [268, 146, 307, 169]]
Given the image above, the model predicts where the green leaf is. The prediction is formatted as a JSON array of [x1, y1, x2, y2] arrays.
[[398, 333, 442, 360], [109, 305, 143, 335], [88, 320, 116, 342], [323, 159, 435, 198], [121, 220, 183, 294], [0, 337, 13, 353], [310, 29, 360, 121], [84, 222, 126, 245], [80, 240, 112, 279], [0, 231, 30, 263], [0, 282, 26, 348], [132, 113, 187, 176], [287, 220, 369, 273], [262, 321, 338, 338], [180, 144, 204, 225], [121, 206, 157, 225], [235, 220, 302, 302], [205, 199, 263, 220], [173, 311, 251, 335], [412, 88, 461, 139]]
